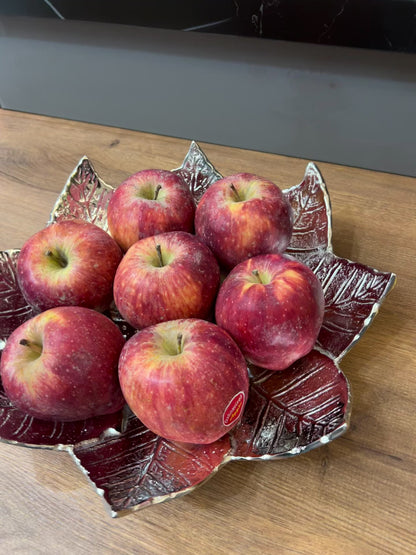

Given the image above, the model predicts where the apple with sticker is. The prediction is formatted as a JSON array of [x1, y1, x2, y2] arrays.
[[118, 318, 249, 444]]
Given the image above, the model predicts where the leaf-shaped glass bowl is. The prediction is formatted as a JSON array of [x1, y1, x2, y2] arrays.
[[0, 143, 396, 517]]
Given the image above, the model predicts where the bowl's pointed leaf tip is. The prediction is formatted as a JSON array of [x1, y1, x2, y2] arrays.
[[48, 156, 114, 231]]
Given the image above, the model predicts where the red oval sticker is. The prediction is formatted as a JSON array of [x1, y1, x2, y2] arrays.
[[223, 391, 245, 427]]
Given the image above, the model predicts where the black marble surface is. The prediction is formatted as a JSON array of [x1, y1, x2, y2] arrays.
[[1, 0, 415, 53], [235, 0, 416, 53]]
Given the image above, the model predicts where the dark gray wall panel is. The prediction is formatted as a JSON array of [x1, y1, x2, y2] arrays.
[[1, 17, 415, 176]]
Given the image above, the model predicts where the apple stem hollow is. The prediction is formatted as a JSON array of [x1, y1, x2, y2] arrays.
[[19, 338, 42, 355], [45, 249, 68, 268], [230, 183, 241, 202], [177, 333, 183, 354], [155, 244, 164, 267], [252, 269, 262, 283], [153, 184, 162, 201]]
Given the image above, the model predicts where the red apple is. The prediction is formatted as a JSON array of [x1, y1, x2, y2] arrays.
[[215, 253, 325, 371], [118, 318, 249, 444], [113, 231, 220, 330], [17, 219, 122, 313], [107, 169, 195, 251], [0, 306, 125, 421], [195, 173, 293, 270]]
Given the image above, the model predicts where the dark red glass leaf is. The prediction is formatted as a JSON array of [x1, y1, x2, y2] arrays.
[[72, 410, 231, 515], [0, 379, 124, 447], [305, 252, 397, 359], [0, 250, 35, 347], [231, 350, 349, 459], [106, 303, 137, 341], [173, 141, 223, 203]]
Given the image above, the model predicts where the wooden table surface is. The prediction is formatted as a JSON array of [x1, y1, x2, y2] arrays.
[[0, 109, 415, 554]]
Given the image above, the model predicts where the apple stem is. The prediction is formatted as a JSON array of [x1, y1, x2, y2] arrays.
[[45, 249, 67, 268], [252, 269, 262, 283], [155, 244, 164, 267], [230, 183, 241, 202], [153, 184, 162, 200], [19, 338, 42, 355], [177, 333, 183, 354]]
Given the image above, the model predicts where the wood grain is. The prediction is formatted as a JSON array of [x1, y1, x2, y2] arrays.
[[0, 109, 415, 554]]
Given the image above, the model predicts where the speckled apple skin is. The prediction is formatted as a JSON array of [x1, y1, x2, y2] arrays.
[[107, 169, 195, 252], [0, 306, 126, 421], [118, 319, 249, 444], [195, 173, 293, 270], [17, 219, 123, 313], [113, 231, 220, 330], [215, 254, 325, 371]]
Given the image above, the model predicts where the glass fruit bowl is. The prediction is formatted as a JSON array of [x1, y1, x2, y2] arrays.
[[0, 143, 396, 517]]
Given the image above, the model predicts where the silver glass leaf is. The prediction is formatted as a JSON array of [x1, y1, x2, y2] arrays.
[[284, 162, 332, 262], [48, 156, 114, 231], [172, 141, 223, 202]]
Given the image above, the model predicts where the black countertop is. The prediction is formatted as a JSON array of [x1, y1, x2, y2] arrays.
[[2, 0, 415, 53]]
